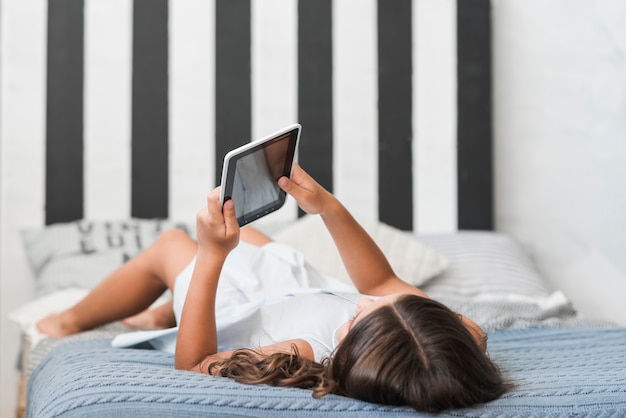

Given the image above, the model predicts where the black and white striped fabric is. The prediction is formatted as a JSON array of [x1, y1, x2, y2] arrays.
[[1, 0, 492, 233]]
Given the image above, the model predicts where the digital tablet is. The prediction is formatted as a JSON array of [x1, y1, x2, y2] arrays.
[[219, 124, 301, 226]]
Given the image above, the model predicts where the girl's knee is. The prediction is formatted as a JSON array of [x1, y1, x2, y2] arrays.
[[151, 229, 197, 284], [150, 229, 196, 263], [157, 228, 192, 245]]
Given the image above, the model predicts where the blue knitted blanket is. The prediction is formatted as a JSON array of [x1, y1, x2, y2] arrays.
[[28, 327, 626, 417]]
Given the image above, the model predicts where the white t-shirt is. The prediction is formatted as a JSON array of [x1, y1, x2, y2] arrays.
[[113, 241, 366, 362]]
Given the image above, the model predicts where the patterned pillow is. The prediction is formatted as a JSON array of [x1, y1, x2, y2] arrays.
[[21, 219, 194, 297]]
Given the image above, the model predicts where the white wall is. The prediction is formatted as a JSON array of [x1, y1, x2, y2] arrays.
[[0, 1, 47, 416], [493, 0, 626, 325]]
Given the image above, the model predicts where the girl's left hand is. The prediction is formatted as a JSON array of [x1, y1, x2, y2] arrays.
[[196, 187, 240, 256], [278, 163, 333, 215]]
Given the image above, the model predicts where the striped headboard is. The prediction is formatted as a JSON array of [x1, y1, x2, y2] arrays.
[[1, 0, 492, 234]]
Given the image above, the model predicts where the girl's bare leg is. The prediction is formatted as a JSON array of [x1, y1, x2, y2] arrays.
[[37, 229, 197, 337], [118, 226, 272, 331]]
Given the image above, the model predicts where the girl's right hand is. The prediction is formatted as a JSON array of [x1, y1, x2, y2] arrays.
[[278, 163, 334, 215], [195, 187, 240, 257]]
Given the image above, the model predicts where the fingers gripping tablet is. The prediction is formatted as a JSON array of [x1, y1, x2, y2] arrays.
[[219, 124, 301, 226]]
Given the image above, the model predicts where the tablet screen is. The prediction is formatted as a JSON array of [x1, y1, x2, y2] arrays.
[[221, 125, 299, 226]]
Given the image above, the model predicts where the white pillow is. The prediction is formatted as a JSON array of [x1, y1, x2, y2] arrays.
[[418, 232, 555, 301], [272, 215, 448, 287], [21, 219, 195, 297], [9, 288, 89, 347]]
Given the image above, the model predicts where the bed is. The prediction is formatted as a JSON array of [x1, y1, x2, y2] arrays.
[[11, 220, 626, 417], [3, 1, 626, 417]]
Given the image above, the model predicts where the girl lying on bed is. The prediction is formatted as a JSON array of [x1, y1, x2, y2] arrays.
[[37, 163, 510, 412]]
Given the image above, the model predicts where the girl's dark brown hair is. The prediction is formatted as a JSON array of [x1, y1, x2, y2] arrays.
[[208, 294, 511, 412], [208, 346, 332, 392]]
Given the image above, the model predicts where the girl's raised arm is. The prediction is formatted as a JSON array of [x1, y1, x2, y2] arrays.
[[278, 164, 427, 298], [174, 188, 240, 370]]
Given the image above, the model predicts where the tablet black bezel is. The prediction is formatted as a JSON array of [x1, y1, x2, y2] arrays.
[[221, 127, 299, 226]]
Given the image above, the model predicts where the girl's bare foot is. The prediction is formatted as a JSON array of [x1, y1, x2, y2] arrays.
[[122, 305, 175, 330], [37, 311, 81, 338], [122, 310, 161, 329]]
